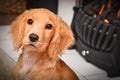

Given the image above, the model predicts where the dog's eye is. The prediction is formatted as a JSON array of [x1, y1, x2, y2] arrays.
[[27, 19, 33, 25], [45, 24, 52, 29]]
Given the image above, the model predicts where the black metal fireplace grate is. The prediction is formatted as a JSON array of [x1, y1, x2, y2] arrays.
[[71, 0, 120, 77], [75, 8, 118, 52]]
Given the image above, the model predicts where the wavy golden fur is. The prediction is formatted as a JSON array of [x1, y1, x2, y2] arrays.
[[10, 8, 79, 80]]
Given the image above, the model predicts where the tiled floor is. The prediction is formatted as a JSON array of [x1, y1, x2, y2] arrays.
[[0, 0, 120, 80]]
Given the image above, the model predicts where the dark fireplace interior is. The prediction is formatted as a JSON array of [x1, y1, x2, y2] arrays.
[[84, 0, 120, 26], [75, 0, 120, 51]]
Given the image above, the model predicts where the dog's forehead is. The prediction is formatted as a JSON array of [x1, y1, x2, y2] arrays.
[[26, 9, 56, 19]]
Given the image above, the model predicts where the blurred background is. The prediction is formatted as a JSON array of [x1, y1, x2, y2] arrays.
[[0, 0, 73, 25]]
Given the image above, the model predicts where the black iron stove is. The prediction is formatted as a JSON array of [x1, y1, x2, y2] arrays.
[[71, 0, 120, 77]]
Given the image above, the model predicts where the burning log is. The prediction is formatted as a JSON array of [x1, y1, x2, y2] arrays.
[[83, 0, 120, 26]]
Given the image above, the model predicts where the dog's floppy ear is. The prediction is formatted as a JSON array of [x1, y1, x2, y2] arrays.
[[48, 17, 75, 59], [10, 11, 27, 51]]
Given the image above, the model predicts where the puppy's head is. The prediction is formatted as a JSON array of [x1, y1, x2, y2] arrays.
[[10, 8, 74, 58]]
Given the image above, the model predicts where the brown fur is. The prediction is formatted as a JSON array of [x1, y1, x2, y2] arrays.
[[10, 8, 79, 80]]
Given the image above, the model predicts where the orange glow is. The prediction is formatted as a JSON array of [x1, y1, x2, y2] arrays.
[[104, 19, 109, 23], [99, 4, 109, 23], [98, 0, 119, 23], [99, 4, 105, 15], [99, 0, 111, 15], [107, 0, 111, 8], [117, 9, 120, 18]]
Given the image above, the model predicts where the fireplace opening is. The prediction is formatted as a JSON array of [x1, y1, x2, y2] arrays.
[[84, 0, 120, 26], [74, 0, 120, 52]]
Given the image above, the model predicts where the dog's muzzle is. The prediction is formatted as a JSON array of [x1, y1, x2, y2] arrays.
[[29, 33, 39, 42]]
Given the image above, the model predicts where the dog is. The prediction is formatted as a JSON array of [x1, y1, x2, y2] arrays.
[[10, 8, 79, 80]]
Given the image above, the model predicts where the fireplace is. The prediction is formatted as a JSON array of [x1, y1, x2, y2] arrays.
[[71, 0, 120, 77]]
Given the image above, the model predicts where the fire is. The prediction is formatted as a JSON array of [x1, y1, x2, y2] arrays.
[[107, 0, 111, 8], [99, 4, 105, 15], [104, 19, 109, 23], [99, 4, 109, 23], [98, 0, 111, 15], [98, 0, 112, 23], [117, 9, 120, 18], [97, 0, 120, 23]]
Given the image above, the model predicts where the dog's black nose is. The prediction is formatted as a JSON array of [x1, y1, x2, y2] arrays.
[[29, 33, 39, 42]]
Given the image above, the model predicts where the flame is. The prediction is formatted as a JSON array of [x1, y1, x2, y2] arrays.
[[117, 9, 120, 18], [99, 0, 112, 15], [99, 4, 105, 15], [98, 0, 120, 23], [107, 0, 111, 8], [98, 5, 109, 23], [104, 19, 109, 23], [98, 0, 112, 23]]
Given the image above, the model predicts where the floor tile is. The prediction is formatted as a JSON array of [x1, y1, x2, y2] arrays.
[[0, 25, 11, 40], [0, 25, 20, 61], [86, 74, 120, 80]]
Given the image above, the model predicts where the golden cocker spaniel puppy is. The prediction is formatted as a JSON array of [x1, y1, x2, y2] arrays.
[[10, 8, 79, 80]]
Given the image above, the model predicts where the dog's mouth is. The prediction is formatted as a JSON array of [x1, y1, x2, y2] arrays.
[[26, 40, 45, 48], [29, 44, 36, 47], [28, 43, 37, 48]]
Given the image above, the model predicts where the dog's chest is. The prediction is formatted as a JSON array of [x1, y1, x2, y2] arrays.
[[18, 50, 40, 80], [18, 50, 57, 80]]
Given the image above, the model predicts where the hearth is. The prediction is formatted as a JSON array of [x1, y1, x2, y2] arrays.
[[71, 0, 120, 77]]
